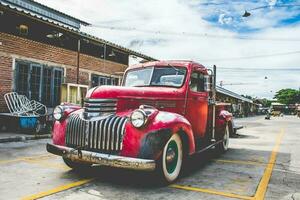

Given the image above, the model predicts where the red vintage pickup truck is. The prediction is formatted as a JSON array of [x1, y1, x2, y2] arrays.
[[47, 60, 233, 183]]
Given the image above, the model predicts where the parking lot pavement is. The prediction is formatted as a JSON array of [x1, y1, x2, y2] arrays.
[[0, 115, 300, 200]]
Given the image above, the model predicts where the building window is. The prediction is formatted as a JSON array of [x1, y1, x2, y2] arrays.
[[91, 74, 119, 88], [14, 60, 63, 107]]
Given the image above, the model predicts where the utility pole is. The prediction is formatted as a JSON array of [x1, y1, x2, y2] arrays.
[[76, 39, 81, 84]]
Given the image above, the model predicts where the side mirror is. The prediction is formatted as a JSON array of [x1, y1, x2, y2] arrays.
[[204, 75, 212, 92]]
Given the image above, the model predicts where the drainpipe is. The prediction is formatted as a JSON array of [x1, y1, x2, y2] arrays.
[[76, 39, 81, 84]]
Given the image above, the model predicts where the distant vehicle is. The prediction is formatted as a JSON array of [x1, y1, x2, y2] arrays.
[[271, 111, 281, 117], [265, 112, 271, 120], [47, 61, 234, 183]]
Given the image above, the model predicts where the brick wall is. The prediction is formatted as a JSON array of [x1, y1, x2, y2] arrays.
[[0, 55, 12, 112], [0, 32, 127, 112], [66, 68, 90, 85]]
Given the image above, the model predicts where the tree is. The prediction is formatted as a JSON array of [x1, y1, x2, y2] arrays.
[[241, 95, 253, 100], [274, 89, 300, 105]]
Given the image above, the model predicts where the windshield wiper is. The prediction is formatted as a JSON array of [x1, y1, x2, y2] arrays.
[[167, 64, 186, 74]]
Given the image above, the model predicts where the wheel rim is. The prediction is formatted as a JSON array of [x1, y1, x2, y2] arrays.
[[165, 140, 179, 174]]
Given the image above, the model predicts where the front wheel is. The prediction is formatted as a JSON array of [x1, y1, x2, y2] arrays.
[[157, 134, 183, 183]]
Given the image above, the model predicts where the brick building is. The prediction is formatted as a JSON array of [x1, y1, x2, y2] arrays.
[[0, 0, 155, 112], [0, 0, 257, 117], [216, 86, 258, 117]]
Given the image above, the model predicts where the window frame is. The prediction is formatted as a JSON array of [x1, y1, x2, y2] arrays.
[[14, 60, 64, 107], [189, 71, 205, 93], [91, 74, 119, 88], [123, 66, 188, 88]]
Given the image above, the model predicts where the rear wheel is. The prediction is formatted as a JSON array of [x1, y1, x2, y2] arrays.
[[216, 123, 229, 153], [63, 158, 91, 170], [157, 134, 183, 183]]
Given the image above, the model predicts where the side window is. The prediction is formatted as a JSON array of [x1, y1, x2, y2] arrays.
[[190, 72, 205, 92]]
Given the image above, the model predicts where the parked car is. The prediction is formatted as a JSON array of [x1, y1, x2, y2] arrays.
[[47, 60, 234, 183]]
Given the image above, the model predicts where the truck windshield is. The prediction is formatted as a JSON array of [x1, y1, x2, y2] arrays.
[[123, 66, 187, 87]]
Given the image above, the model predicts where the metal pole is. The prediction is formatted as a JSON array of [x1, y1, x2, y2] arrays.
[[211, 65, 217, 142], [76, 39, 81, 84], [104, 43, 107, 71]]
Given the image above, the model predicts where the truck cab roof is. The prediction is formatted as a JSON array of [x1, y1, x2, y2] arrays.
[[127, 60, 207, 73]]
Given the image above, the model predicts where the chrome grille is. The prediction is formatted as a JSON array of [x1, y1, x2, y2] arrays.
[[83, 98, 117, 119], [65, 114, 127, 153]]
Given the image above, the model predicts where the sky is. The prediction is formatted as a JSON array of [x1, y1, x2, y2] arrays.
[[36, 0, 300, 99]]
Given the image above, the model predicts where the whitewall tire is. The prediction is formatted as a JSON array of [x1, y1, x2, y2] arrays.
[[160, 134, 183, 183], [217, 124, 230, 153]]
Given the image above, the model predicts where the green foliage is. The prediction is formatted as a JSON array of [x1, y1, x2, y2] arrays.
[[262, 99, 272, 107], [241, 95, 253, 100], [253, 98, 272, 107], [274, 89, 300, 104]]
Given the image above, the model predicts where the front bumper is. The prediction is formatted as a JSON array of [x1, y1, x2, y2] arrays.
[[46, 143, 156, 171]]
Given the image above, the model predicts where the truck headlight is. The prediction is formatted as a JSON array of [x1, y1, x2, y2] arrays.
[[130, 109, 147, 128], [53, 106, 64, 121]]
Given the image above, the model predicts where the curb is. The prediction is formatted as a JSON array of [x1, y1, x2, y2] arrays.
[[0, 134, 51, 143]]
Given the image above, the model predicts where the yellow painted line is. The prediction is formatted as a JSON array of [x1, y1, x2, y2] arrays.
[[24, 159, 70, 171], [21, 178, 94, 200], [215, 159, 266, 166], [253, 128, 285, 200], [0, 154, 55, 165], [170, 128, 285, 200], [170, 184, 254, 200]]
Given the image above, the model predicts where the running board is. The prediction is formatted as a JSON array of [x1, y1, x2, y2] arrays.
[[195, 139, 223, 154]]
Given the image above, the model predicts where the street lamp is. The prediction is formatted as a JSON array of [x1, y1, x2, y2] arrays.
[[242, 10, 251, 17]]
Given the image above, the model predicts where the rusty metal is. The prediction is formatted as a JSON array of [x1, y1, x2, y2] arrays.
[[47, 143, 156, 171]]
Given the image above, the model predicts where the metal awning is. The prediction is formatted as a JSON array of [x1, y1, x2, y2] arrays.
[[0, 1, 157, 61], [216, 86, 253, 103]]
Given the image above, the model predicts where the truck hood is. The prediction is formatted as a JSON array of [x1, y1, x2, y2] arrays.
[[86, 86, 186, 113], [88, 86, 184, 100]]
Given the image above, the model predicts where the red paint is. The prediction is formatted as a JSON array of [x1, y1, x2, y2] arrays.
[[51, 60, 232, 160], [52, 120, 67, 146], [52, 104, 81, 146], [120, 111, 195, 158]]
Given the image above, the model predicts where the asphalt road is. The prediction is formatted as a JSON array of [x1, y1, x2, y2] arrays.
[[0, 115, 300, 200]]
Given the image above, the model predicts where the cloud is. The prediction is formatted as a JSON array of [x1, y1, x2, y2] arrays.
[[35, 0, 300, 99], [218, 13, 233, 25], [266, 0, 277, 7]]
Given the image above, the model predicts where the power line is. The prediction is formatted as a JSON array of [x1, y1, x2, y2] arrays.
[[249, 4, 300, 11], [216, 67, 300, 71], [200, 50, 300, 62], [91, 24, 300, 42]]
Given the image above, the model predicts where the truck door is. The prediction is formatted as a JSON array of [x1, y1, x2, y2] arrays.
[[186, 70, 209, 138]]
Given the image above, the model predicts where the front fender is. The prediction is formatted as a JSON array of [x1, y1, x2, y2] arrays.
[[52, 120, 67, 146], [120, 111, 195, 160], [52, 105, 82, 146]]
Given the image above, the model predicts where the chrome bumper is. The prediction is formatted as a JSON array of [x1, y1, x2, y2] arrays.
[[46, 143, 156, 171]]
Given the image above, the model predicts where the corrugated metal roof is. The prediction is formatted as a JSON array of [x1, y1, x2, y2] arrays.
[[216, 86, 253, 103], [3, 0, 89, 26], [0, 1, 157, 61]]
